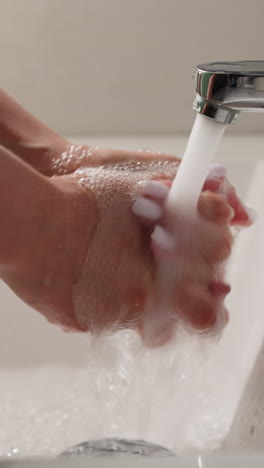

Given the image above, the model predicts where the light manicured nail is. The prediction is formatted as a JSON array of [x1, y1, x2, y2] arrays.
[[142, 180, 169, 200], [132, 197, 162, 220], [245, 206, 258, 223], [151, 225, 175, 251], [207, 164, 227, 179]]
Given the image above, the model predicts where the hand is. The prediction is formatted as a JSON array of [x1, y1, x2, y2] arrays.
[[0, 90, 253, 344]]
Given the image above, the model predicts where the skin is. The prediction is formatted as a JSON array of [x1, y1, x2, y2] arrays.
[[0, 89, 252, 344]]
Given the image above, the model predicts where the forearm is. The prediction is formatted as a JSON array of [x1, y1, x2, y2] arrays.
[[0, 89, 67, 172], [0, 146, 57, 267], [0, 89, 59, 147]]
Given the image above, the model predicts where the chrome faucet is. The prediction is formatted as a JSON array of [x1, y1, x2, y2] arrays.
[[193, 61, 264, 124]]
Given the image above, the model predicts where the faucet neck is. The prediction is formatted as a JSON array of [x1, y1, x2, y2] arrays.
[[193, 61, 264, 124]]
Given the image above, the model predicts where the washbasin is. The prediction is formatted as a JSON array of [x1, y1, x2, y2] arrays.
[[1, 135, 264, 467]]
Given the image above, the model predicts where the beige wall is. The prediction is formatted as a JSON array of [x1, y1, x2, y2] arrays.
[[0, 0, 264, 135]]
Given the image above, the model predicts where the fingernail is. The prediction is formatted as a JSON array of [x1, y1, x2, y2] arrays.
[[132, 197, 162, 220], [245, 206, 258, 224], [142, 180, 169, 200], [151, 225, 175, 251], [209, 282, 231, 297], [207, 164, 227, 179]]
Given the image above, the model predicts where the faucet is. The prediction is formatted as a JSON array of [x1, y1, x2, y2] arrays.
[[193, 61, 264, 124]]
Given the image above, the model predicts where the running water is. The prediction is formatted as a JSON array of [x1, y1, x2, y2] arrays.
[[0, 331, 222, 458], [167, 114, 226, 213], [143, 114, 227, 344]]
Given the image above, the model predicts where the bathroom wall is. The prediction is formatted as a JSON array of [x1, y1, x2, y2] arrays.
[[0, 0, 264, 135]]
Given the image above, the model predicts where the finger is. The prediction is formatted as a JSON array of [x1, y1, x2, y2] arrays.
[[202, 227, 233, 264], [141, 321, 175, 347], [132, 181, 170, 226], [93, 147, 180, 168], [207, 163, 227, 179], [203, 172, 256, 227], [176, 284, 218, 331], [208, 281, 231, 297], [150, 225, 175, 257], [141, 180, 170, 201], [0, 88, 67, 170], [198, 192, 234, 225], [132, 197, 162, 224], [227, 186, 256, 227]]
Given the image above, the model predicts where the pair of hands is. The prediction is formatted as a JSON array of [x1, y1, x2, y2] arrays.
[[0, 90, 251, 344]]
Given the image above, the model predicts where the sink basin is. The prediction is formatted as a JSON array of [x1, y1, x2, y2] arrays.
[[1, 135, 264, 465]]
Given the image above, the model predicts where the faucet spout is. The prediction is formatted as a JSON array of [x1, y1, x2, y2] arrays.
[[193, 61, 264, 124]]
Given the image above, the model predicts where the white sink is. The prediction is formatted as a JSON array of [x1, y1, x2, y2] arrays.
[[1, 135, 264, 465]]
